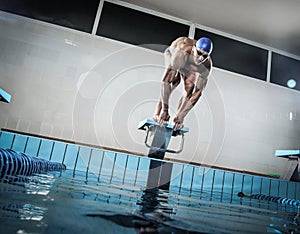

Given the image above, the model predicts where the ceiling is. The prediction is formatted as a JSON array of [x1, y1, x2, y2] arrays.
[[120, 0, 300, 58]]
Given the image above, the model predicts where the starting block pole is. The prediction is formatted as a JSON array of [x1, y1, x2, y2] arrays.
[[138, 118, 189, 190]]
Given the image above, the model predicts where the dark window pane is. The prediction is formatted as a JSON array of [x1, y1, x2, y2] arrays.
[[0, 0, 100, 33], [195, 29, 268, 80], [97, 2, 190, 52], [271, 53, 300, 91]]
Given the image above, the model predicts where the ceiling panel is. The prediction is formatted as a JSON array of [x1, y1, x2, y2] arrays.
[[120, 0, 300, 57]]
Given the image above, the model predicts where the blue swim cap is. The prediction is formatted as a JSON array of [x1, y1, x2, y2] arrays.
[[196, 37, 213, 54]]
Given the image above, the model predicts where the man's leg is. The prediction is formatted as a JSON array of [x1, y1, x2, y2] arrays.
[[176, 76, 195, 114], [173, 75, 199, 130]]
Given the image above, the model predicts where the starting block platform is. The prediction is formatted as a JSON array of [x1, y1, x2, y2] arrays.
[[138, 118, 189, 137], [275, 150, 300, 159], [0, 88, 11, 103]]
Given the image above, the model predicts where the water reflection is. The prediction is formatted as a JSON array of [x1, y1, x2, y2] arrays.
[[0, 174, 54, 222], [87, 188, 168, 233], [1, 171, 299, 234]]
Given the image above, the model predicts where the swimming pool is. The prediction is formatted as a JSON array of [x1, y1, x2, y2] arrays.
[[0, 169, 299, 234], [0, 130, 299, 233]]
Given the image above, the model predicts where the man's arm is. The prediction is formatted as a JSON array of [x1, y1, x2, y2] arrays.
[[158, 81, 172, 124], [173, 89, 201, 129], [173, 73, 208, 130]]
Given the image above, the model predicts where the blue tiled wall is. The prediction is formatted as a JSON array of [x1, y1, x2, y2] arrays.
[[0, 130, 299, 201]]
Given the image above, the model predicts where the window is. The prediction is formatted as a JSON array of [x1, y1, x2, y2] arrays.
[[271, 53, 300, 91], [195, 29, 268, 80], [0, 0, 100, 33], [97, 2, 190, 52]]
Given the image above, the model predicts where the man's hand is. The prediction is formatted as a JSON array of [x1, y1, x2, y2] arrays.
[[158, 111, 170, 125], [173, 114, 184, 130], [152, 114, 160, 123]]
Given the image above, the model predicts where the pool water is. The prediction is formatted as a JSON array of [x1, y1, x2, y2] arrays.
[[0, 170, 299, 234]]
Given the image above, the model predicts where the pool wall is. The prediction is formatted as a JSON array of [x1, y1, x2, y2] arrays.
[[1, 130, 299, 201], [1, 10, 300, 177]]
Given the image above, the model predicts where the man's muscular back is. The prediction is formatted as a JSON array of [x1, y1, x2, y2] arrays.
[[170, 37, 195, 53], [167, 37, 196, 71]]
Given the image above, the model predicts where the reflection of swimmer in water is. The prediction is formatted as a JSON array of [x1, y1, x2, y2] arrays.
[[86, 188, 168, 233], [87, 211, 168, 234], [86, 210, 201, 234], [85, 188, 200, 233]]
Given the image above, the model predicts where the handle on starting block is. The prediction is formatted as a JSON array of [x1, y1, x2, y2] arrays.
[[144, 125, 185, 153]]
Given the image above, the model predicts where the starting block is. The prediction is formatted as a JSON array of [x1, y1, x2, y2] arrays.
[[138, 118, 189, 190], [138, 118, 189, 158], [275, 149, 300, 181]]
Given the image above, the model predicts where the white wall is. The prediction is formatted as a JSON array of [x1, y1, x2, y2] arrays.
[[0, 11, 299, 176]]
